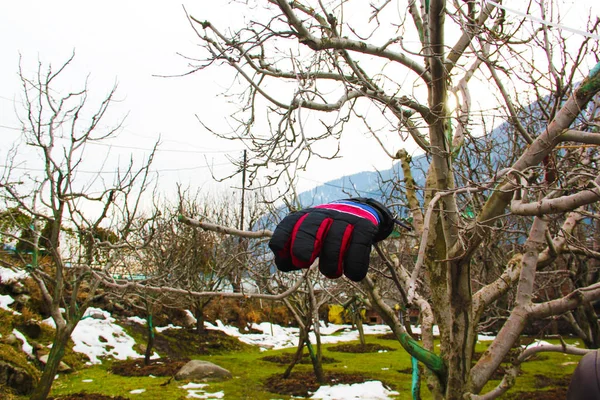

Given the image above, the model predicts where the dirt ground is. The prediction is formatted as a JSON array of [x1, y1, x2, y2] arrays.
[[501, 374, 571, 399], [328, 342, 396, 353], [109, 358, 189, 377], [378, 332, 422, 341], [264, 371, 373, 397], [504, 387, 568, 399], [259, 342, 397, 396], [124, 324, 248, 359], [261, 352, 339, 364]]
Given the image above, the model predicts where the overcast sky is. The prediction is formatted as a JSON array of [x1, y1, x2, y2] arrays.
[[0, 0, 393, 200], [0, 1, 246, 197], [1, 1, 599, 203]]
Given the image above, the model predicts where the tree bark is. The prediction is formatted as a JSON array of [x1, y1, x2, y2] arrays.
[[306, 336, 325, 384], [29, 325, 73, 400], [194, 300, 208, 334], [283, 330, 306, 378], [144, 315, 155, 366], [356, 314, 366, 347], [307, 280, 325, 384], [470, 217, 548, 393]]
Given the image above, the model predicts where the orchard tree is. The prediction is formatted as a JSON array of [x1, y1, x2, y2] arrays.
[[277, 271, 338, 383], [133, 192, 227, 336], [181, 1, 600, 399], [0, 55, 157, 400]]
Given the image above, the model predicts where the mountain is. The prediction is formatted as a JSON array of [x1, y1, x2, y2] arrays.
[[294, 87, 593, 213], [296, 101, 534, 206], [297, 154, 429, 207]]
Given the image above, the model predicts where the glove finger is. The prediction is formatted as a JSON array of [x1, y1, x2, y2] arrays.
[[343, 219, 378, 281], [268, 212, 305, 272], [319, 220, 353, 279], [291, 211, 333, 268]]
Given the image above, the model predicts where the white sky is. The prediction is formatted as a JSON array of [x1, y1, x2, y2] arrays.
[[0, 1, 251, 199], [1, 1, 599, 201]]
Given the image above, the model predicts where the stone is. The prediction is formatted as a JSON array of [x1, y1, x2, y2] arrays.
[[3, 334, 18, 345], [38, 354, 72, 372], [13, 294, 31, 308], [32, 342, 45, 352], [10, 281, 27, 294], [174, 360, 232, 382], [89, 312, 106, 320], [18, 320, 42, 339], [0, 360, 36, 395], [183, 311, 197, 328]]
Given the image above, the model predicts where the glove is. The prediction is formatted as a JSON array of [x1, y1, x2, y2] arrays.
[[268, 198, 394, 282]]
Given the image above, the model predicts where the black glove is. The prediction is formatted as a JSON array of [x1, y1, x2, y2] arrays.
[[268, 198, 394, 281]]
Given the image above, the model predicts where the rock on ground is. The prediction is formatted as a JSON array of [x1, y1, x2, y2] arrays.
[[38, 354, 72, 372], [174, 360, 232, 382], [0, 360, 37, 395]]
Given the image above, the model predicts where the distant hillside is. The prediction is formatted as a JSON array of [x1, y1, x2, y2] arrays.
[[297, 154, 429, 206], [296, 102, 533, 206], [295, 88, 588, 213]]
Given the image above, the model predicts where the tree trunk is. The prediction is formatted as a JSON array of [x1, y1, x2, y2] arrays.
[[284, 325, 326, 383], [306, 336, 325, 384], [355, 313, 366, 347], [144, 315, 155, 365], [194, 302, 207, 334], [570, 255, 600, 349], [445, 258, 476, 399], [427, 226, 475, 398], [574, 303, 600, 349], [307, 281, 325, 384], [283, 329, 306, 378], [29, 326, 72, 400], [584, 304, 600, 349]]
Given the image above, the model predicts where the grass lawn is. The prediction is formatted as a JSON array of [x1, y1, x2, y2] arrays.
[[30, 335, 579, 400]]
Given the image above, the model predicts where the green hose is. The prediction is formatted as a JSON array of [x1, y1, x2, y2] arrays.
[[411, 356, 420, 400], [399, 331, 446, 386]]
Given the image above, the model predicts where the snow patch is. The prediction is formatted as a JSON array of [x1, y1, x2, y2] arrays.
[[181, 383, 208, 389], [310, 380, 399, 399], [156, 324, 182, 332], [0, 266, 28, 284], [69, 307, 153, 364], [205, 320, 396, 351], [127, 316, 147, 325], [524, 340, 553, 349], [180, 382, 225, 399], [13, 329, 34, 356], [0, 294, 18, 314]]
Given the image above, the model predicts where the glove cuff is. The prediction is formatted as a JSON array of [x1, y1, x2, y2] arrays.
[[348, 198, 394, 242]]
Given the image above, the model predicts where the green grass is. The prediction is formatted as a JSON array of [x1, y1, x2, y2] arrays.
[[51, 362, 188, 399], [47, 337, 412, 400], [5, 333, 579, 400], [493, 344, 580, 397]]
